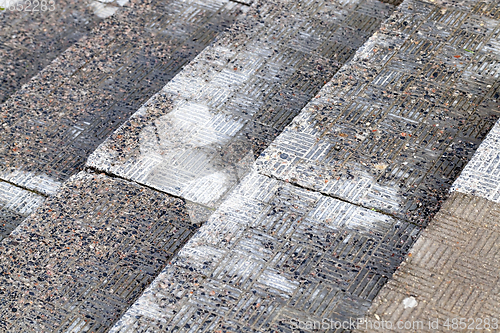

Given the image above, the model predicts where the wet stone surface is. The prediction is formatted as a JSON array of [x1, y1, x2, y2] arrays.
[[0, 180, 44, 240], [358, 192, 500, 332], [87, 0, 396, 208], [256, 0, 500, 226], [0, 0, 101, 104], [0, 0, 247, 195], [0, 171, 195, 332], [110, 171, 420, 332]]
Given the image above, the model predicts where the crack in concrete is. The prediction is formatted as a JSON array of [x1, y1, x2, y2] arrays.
[[0, 177, 48, 198], [228, 0, 251, 6], [259, 170, 419, 225], [85, 166, 216, 213]]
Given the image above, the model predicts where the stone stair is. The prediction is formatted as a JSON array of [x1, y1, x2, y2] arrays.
[[1, 0, 500, 331]]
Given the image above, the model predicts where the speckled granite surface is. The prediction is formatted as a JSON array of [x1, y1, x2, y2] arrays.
[[356, 1, 500, 330], [109, 171, 419, 332], [0, 171, 195, 332], [87, 0, 396, 208], [256, 0, 500, 226], [109, 0, 500, 331], [357, 193, 500, 332], [0, 0, 247, 195], [0, 0, 102, 104]]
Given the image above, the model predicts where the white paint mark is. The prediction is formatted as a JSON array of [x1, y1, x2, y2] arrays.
[[403, 296, 418, 309], [89, 1, 118, 18], [0, 169, 61, 196]]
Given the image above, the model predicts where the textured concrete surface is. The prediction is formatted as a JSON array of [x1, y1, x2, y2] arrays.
[[256, 0, 500, 226], [103, 0, 500, 331], [353, 2, 500, 330], [453, 120, 500, 202], [0, 0, 246, 195], [357, 192, 500, 332], [108, 0, 500, 331], [0, 171, 195, 332], [87, 0, 396, 208], [0, 180, 44, 240], [1, 0, 500, 331], [109, 171, 419, 332], [0, 0, 103, 104]]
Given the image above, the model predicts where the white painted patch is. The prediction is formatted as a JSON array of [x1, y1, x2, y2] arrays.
[[403, 296, 418, 309], [0, 169, 61, 196], [89, 1, 118, 18], [453, 120, 500, 203], [0, 181, 44, 216]]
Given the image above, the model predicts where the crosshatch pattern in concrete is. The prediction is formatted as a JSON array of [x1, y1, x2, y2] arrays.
[[0, 172, 196, 332], [87, 0, 396, 208], [0, 180, 44, 240], [2, 0, 500, 332], [0, 0, 247, 195], [109, 0, 500, 331], [0, 0, 101, 104], [256, 0, 500, 226], [109, 171, 419, 332], [452, 120, 500, 202], [357, 192, 500, 332]]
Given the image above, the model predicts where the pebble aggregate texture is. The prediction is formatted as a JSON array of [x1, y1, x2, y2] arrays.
[[0, 0, 101, 104], [110, 171, 419, 332], [255, 0, 500, 226], [87, 0, 396, 208], [0, 171, 195, 332], [0, 0, 247, 195], [108, 0, 500, 331], [0, 0, 498, 331]]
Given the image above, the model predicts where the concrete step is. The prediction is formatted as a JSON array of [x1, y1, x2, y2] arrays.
[[0, 180, 44, 240], [111, 170, 419, 332], [109, 0, 500, 331], [0, 171, 194, 331], [0, 0, 102, 104], [256, 0, 500, 226], [87, 0, 395, 212], [0, 0, 247, 196], [358, 192, 500, 332]]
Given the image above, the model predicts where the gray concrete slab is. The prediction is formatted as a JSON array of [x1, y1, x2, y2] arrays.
[[0, 0, 247, 195], [0, 171, 195, 332], [2, 0, 498, 331], [357, 192, 500, 332], [109, 171, 419, 332], [87, 0, 396, 208], [256, 0, 500, 226], [106, 0, 500, 330]]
